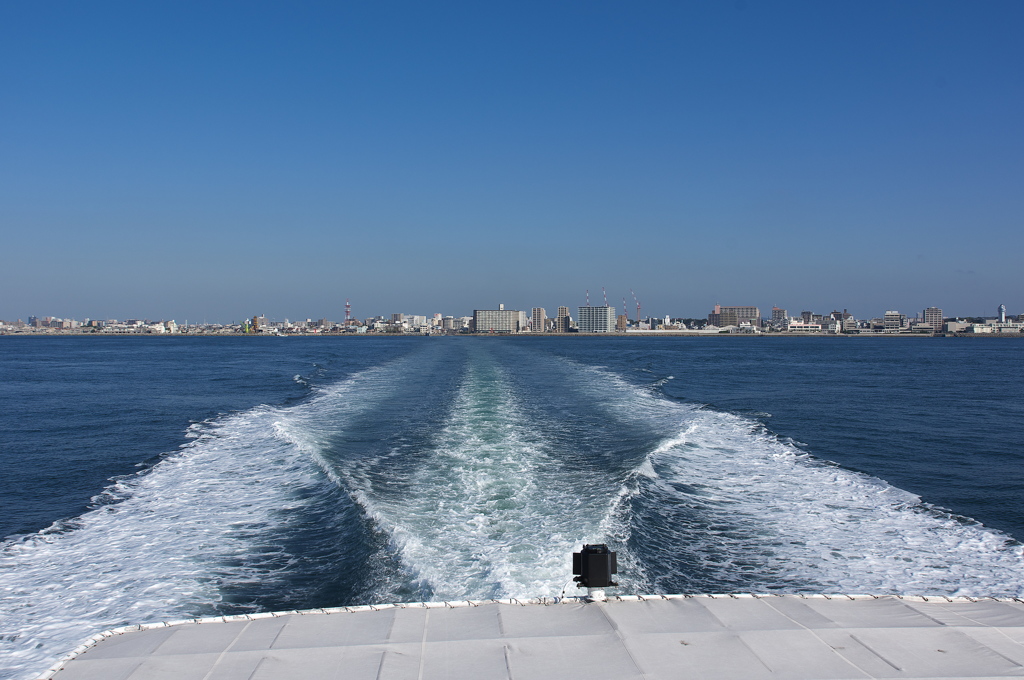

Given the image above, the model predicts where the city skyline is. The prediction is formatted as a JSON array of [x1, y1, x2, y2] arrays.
[[5, 299, 1019, 332], [2, 2, 1022, 321], [1, 289, 1018, 328]]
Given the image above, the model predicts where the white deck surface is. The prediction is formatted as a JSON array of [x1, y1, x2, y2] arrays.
[[42, 595, 1024, 680]]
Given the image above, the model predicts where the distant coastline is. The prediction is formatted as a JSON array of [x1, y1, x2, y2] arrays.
[[2, 331, 1022, 339]]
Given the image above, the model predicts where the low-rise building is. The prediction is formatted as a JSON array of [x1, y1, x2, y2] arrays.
[[785, 322, 822, 332], [883, 311, 907, 332]]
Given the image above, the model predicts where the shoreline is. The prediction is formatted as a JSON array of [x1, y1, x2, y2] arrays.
[[2, 331, 1022, 339]]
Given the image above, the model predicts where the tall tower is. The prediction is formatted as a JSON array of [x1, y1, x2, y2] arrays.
[[345, 299, 352, 325], [531, 308, 547, 333], [556, 306, 570, 333], [999, 304, 1007, 323]]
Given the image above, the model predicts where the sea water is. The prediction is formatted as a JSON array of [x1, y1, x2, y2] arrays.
[[1, 336, 1022, 678]]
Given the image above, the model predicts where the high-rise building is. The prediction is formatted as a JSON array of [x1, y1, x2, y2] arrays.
[[555, 306, 571, 333], [771, 307, 787, 324], [708, 305, 761, 328], [923, 307, 943, 332], [473, 304, 524, 333], [577, 306, 616, 333], [531, 308, 547, 333]]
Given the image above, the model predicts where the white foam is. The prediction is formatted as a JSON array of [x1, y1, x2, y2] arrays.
[[0, 410, 306, 678], [0, 356, 419, 680], [332, 353, 618, 601], [552, 357, 1024, 597], [6, 345, 1023, 679], [654, 408, 1024, 596]]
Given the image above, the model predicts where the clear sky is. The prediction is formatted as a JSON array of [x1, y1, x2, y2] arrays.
[[2, 1, 1021, 323]]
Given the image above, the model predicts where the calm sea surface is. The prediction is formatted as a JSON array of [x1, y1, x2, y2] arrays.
[[1, 336, 1022, 678]]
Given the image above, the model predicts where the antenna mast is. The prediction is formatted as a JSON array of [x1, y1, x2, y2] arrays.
[[602, 287, 608, 307], [586, 289, 590, 307], [630, 289, 641, 324]]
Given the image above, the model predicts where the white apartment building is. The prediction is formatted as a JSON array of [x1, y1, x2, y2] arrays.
[[577, 305, 616, 333], [473, 304, 526, 333]]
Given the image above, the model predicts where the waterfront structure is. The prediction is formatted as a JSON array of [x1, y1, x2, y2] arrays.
[[531, 307, 547, 333], [555, 306, 571, 333], [954, 316, 1024, 334], [883, 311, 906, 333], [771, 307, 787, 324], [473, 304, 525, 334], [708, 305, 760, 328], [924, 307, 943, 332], [577, 305, 616, 333], [786, 322, 823, 332]]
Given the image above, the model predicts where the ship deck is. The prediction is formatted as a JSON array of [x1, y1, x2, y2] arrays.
[[41, 594, 1024, 679]]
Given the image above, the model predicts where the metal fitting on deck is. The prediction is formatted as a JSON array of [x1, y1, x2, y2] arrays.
[[572, 544, 618, 599]]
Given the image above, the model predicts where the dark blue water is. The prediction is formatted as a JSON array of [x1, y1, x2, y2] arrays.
[[1, 336, 1022, 678]]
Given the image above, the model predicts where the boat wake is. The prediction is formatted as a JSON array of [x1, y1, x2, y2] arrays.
[[2, 341, 1022, 680]]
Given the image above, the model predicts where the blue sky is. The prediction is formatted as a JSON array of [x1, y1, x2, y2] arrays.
[[2, 1, 1021, 322]]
